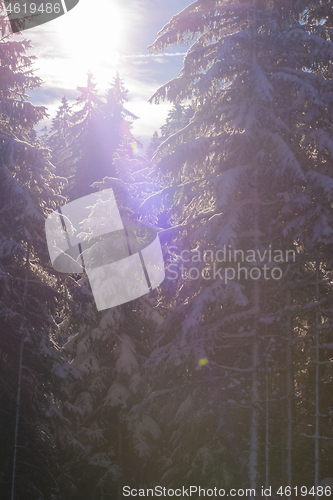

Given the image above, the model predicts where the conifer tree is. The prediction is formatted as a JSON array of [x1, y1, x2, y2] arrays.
[[52, 72, 141, 201], [145, 131, 161, 163], [62, 302, 162, 498], [160, 103, 194, 144], [0, 14, 76, 499], [48, 95, 72, 165], [105, 72, 138, 126], [56, 72, 105, 199], [141, 0, 333, 492], [52, 73, 158, 497], [145, 104, 194, 164]]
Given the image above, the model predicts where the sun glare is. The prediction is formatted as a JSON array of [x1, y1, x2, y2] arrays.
[[54, 0, 127, 67]]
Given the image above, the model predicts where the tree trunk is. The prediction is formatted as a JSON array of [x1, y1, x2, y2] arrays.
[[249, 289, 260, 494], [11, 336, 24, 500], [265, 325, 270, 498], [285, 287, 293, 486], [11, 245, 30, 500], [249, 187, 260, 495], [314, 261, 320, 499], [118, 425, 122, 500]]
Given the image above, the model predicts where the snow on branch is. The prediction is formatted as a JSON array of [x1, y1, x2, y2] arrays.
[[307, 170, 333, 199], [266, 132, 306, 181]]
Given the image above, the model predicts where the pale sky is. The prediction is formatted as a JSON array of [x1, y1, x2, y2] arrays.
[[18, 0, 192, 147]]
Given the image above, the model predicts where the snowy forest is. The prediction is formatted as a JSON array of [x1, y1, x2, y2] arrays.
[[1, 0, 333, 499]]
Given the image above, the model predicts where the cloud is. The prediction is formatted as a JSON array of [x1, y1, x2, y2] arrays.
[[130, 100, 172, 145], [30, 86, 78, 105], [122, 52, 186, 59]]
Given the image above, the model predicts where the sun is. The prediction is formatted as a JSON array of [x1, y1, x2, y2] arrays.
[[53, 0, 127, 67]]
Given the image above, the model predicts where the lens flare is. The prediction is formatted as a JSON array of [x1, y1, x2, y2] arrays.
[[198, 358, 208, 366], [130, 140, 139, 156]]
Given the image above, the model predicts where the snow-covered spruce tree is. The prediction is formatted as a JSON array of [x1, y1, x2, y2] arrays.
[[62, 301, 163, 499], [47, 95, 72, 167], [52, 72, 141, 202], [160, 103, 195, 143], [145, 104, 194, 164], [139, 0, 333, 493], [144, 104, 195, 230], [104, 72, 139, 151], [53, 76, 162, 497], [0, 14, 78, 500], [99, 71, 145, 203], [47, 74, 142, 327], [290, 259, 333, 493], [53, 72, 106, 200]]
